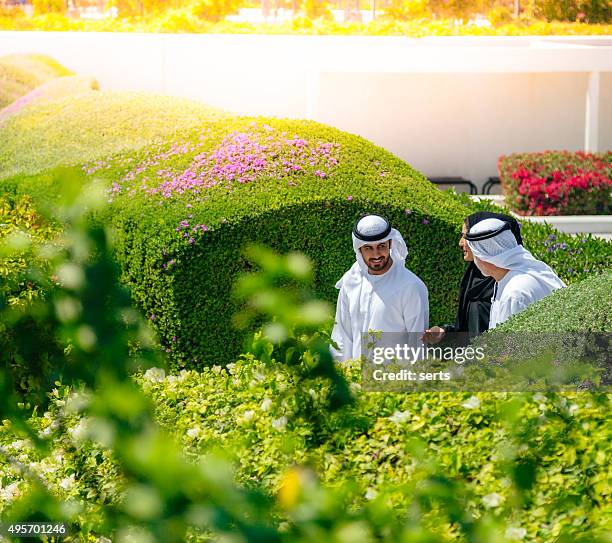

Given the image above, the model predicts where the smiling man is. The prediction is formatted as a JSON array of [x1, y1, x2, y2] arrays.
[[330, 214, 429, 362]]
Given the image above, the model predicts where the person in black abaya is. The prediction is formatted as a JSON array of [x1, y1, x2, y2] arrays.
[[422, 211, 523, 344]]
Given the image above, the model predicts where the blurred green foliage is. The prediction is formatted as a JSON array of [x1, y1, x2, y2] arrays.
[[0, 185, 610, 542]]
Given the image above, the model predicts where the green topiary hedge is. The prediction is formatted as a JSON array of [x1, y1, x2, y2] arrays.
[[0, 53, 73, 110], [490, 270, 612, 333], [2, 92, 610, 369]]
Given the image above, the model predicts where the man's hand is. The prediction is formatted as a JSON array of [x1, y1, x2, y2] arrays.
[[422, 326, 445, 345]]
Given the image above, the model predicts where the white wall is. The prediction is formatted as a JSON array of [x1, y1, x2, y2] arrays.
[[1, 32, 610, 189]]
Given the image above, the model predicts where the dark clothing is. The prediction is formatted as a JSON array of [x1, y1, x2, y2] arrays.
[[443, 263, 495, 339], [443, 211, 523, 339]]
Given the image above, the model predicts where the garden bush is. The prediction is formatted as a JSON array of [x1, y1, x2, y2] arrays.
[[2, 206, 609, 542], [491, 270, 612, 333], [0, 75, 99, 123], [2, 91, 610, 370], [4, 360, 609, 541], [0, 53, 73, 110], [498, 151, 612, 216]]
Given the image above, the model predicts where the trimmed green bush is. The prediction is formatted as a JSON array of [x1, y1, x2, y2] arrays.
[[491, 271, 612, 333], [0, 91, 224, 181], [0, 53, 72, 110], [0, 75, 99, 123], [2, 92, 610, 369]]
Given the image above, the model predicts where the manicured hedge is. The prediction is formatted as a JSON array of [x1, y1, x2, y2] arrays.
[[0, 91, 224, 181], [498, 151, 612, 216], [0, 53, 72, 110], [3, 92, 611, 368], [491, 270, 612, 333], [0, 75, 99, 123], [3, 361, 609, 541]]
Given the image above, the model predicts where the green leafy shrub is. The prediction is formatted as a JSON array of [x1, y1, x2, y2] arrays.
[[534, 0, 611, 23], [3, 92, 610, 370], [0, 75, 99, 123], [0, 53, 73, 110], [0, 193, 61, 402], [1, 223, 609, 541], [490, 270, 612, 333], [0, 91, 224, 180], [498, 151, 612, 216]]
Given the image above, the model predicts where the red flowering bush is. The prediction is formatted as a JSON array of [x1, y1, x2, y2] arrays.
[[499, 151, 611, 216]]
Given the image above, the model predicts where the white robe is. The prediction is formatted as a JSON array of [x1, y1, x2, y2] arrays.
[[489, 270, 559, 329], [331, 259, 429, 362]]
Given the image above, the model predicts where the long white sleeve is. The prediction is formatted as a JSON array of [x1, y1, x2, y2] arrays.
[[330, 287, 352, 362], [402, 282, 429, 334]]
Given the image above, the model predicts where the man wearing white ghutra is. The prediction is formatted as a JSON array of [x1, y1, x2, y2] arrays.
[[330, 214, 429, 363]]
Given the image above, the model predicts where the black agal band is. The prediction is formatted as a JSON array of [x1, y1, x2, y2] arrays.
[[353, 215, 392, 242], [465, 221, 513, 241]]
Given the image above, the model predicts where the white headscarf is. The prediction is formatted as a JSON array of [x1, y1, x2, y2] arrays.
[[467, 218, 566, 291], [336, 215, 408, 289]]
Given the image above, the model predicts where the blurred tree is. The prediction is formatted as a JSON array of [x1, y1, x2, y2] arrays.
[[384, 0, 431, 20], [533, 0, 611, 23], [32, 0, 67, 14], [190, 0, 240, 22]]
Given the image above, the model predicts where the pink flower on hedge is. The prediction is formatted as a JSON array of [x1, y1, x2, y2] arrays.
[[115, 128, 341, 199]]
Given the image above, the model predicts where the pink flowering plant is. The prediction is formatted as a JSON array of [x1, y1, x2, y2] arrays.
[[100, 124, 341, 202], [498, 151, 611, 216]]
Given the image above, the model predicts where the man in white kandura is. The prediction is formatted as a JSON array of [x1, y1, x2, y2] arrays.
[[465, 218, 566, 329], [330, 214, 429, 362]]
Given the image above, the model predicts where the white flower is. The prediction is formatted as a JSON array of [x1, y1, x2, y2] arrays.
[[569, 404, 579, 416], [186, 427, 201, 439], [143, 367, 165, 382], [212, 365, 222, 374], [260, 398, 273, 412], [69, 419, 89, 443], [482, 492, 503, 508], [462, 396, 480, 409], [505, 527, 527, 540], [8, 439, 29, 451], [388, 410, 411, 423], [533, 393, 547, 403], [272, 416, 288, 430], [0, 482, 20, 502], [59, 474, 76, 490], [226, 363, 237, 374], [239, 410, 255, 424], [364, 488, 378, 500]]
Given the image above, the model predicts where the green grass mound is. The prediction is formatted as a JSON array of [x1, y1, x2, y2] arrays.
[[0, 75, 99, 123], [492, 271, 612, 333], [0, 91, 225, 180], [0, 53, 73, 110], [2, 91, 610, 368]]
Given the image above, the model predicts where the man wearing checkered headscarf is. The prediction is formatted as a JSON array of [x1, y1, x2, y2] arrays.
[[330, 214, 429, 362]]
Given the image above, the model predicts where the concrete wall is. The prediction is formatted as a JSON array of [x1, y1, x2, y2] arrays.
[[1, 32, 610, 189]]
